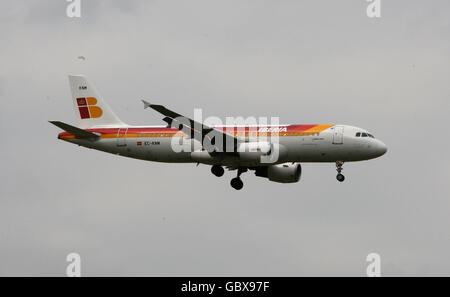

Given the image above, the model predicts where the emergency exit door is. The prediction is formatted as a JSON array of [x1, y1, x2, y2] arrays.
[[116, 128, 128, 147], [332, 126, 344, 144]]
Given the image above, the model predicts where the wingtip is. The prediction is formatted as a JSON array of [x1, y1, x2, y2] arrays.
[[142, 99, 151, 109]]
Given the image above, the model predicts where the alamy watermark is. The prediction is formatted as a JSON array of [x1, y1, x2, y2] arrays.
[[66, 0, 81, 18], [66, 1, 380, 20], [366, 0, 381, 18], [366, 253, 381, 277], [66, 252, 81, 277], [168, 111, 282, 164], [64, 252, 381, 276]]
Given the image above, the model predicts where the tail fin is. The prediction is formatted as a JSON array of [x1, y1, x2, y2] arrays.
[[68, 75, 126, 129]]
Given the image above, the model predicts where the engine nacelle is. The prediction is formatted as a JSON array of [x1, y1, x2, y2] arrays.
[[255, 163, 302, 183]]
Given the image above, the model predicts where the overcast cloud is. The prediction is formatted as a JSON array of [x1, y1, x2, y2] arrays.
[[0, 0, 449, 276]]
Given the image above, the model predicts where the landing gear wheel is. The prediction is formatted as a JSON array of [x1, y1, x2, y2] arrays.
[[335, 161, 345, 182], [230, 177, 244, 190], [336, 174, 345, 182], [211, 165, 224, 177]]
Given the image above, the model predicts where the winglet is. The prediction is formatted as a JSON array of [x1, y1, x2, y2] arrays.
[[142, 100, 151, 109]]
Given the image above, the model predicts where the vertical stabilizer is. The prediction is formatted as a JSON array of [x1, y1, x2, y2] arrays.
[[68, 75, 126, 128]]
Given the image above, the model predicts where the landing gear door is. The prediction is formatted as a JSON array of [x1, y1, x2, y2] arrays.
[[117, 128, 128, 147], [332, 126, 344, 144]]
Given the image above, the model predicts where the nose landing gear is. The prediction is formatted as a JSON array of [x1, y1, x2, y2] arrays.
[[336, 161, 345, 182]]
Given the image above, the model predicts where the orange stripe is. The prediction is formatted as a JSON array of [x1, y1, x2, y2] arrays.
[[303, 124, 334, 133]]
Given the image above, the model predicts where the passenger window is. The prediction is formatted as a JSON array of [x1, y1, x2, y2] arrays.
[[361, 133, 368, 137], [356, 132, 361, 137]]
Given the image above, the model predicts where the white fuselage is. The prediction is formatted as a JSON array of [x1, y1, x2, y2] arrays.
[[59, 124, 387, 167]]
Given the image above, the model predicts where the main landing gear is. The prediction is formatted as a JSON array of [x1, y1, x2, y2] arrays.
[[230, 177, 243, 190], [210, 165, 247, 190], [211, 165, 225, 177], [230, 168, 247, 190], [336, 161, 345, 182]]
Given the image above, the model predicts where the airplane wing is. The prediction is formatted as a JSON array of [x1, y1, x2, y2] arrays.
[[142, 100, 238, 152]]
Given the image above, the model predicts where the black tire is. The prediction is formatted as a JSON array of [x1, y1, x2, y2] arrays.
[[211, 165, 224, 177], [336, 174, 345, 182], [230, 178, 244, 190]]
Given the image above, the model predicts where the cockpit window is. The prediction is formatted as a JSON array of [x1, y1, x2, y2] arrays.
[[356, 132, 375, 138]]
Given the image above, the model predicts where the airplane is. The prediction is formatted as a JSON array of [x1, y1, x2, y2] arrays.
[[50, 75, 387, 190]]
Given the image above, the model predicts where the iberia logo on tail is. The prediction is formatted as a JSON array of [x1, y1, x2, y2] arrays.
[[76, 97, 103, 119]]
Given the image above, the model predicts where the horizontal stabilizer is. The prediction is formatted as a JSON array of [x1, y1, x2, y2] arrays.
[[49, 121, 100, 140]]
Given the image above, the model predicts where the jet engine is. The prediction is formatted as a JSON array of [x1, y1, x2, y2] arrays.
[[255, 163, 302, 183]]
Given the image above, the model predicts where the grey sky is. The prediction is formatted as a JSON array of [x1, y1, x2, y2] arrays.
[[0, 0, 449, 276]]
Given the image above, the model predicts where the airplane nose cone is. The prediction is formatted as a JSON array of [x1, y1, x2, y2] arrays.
[[376, 141, 388, 157]]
